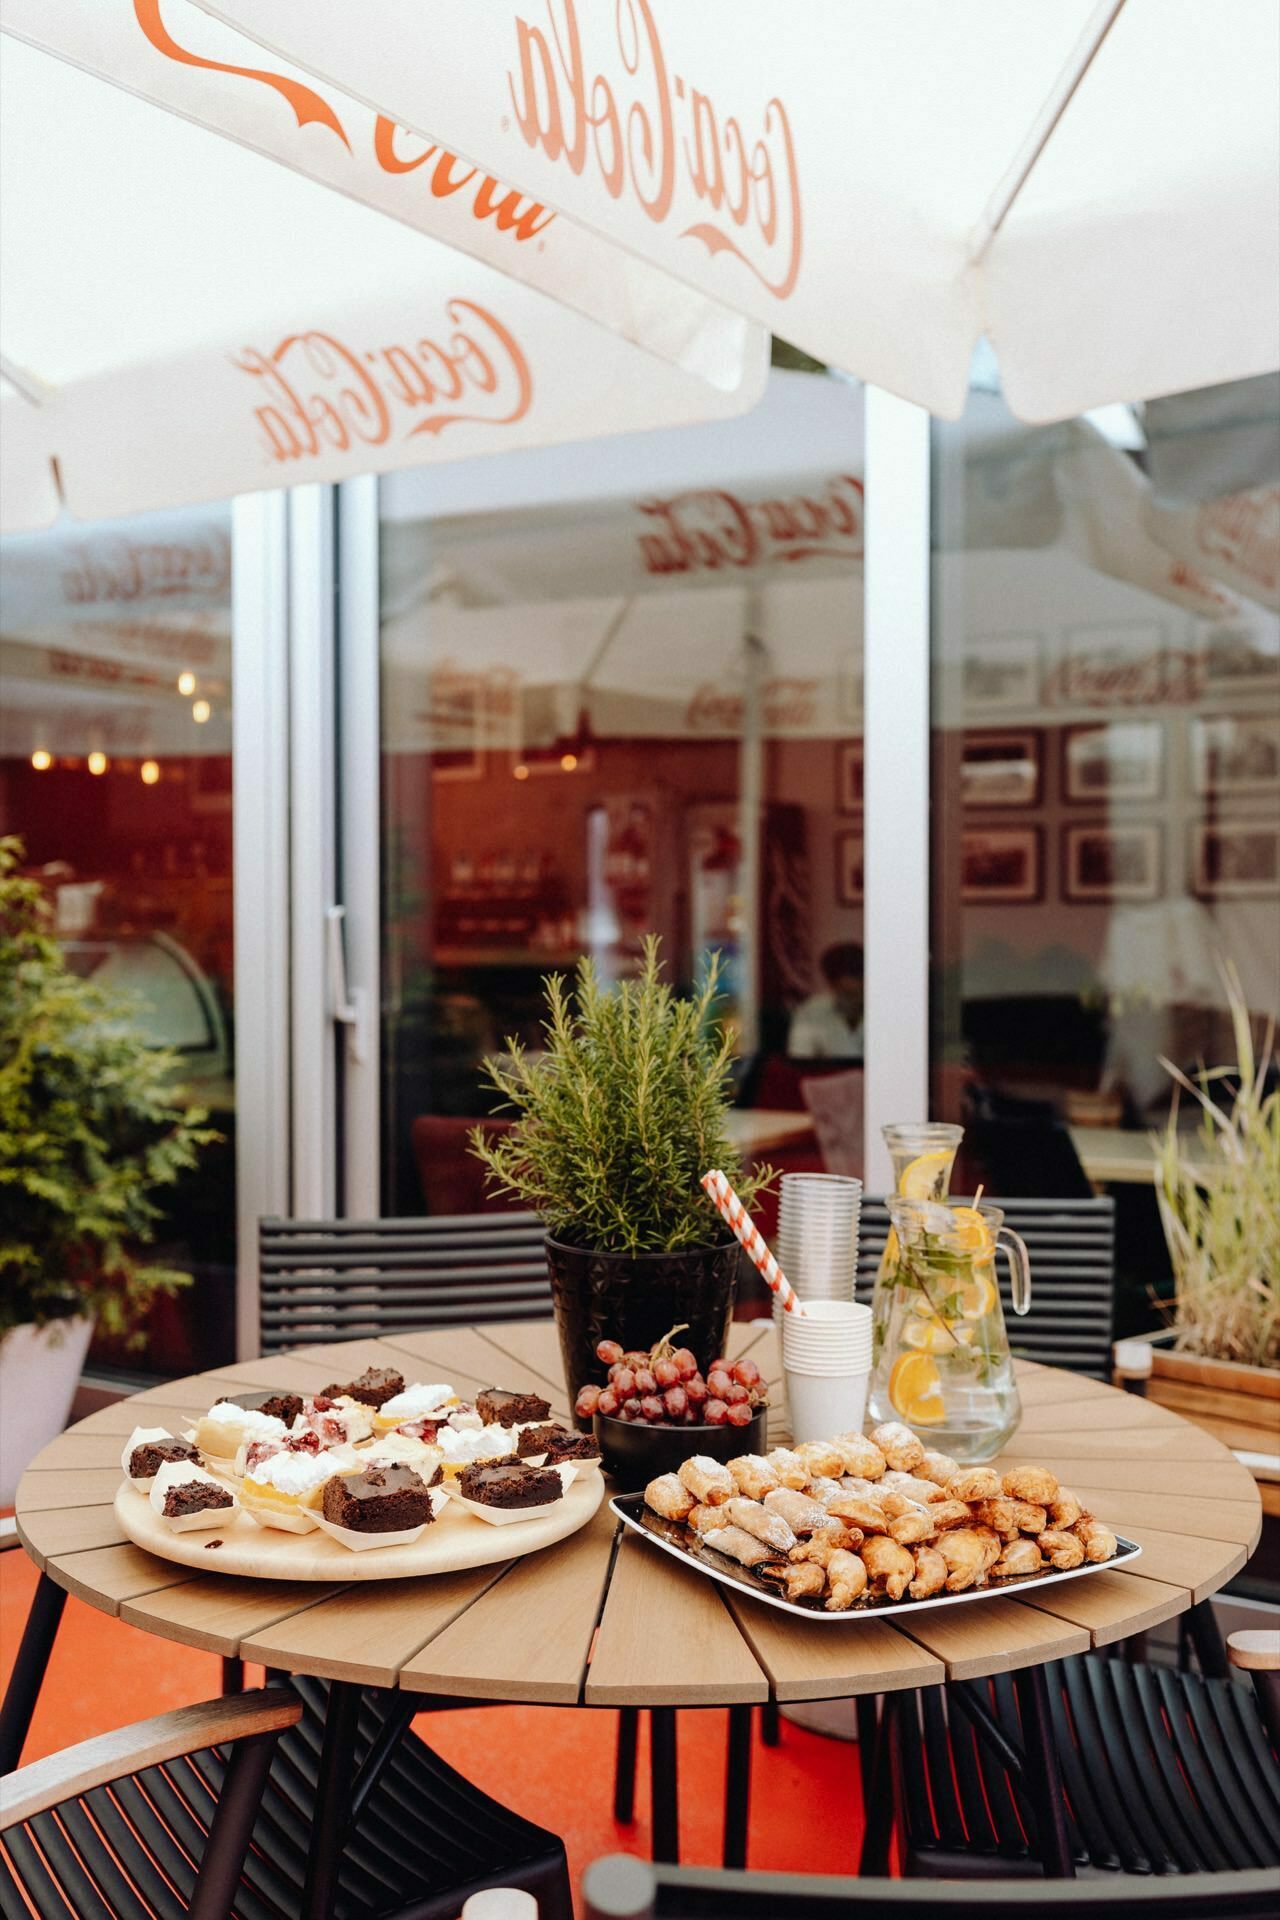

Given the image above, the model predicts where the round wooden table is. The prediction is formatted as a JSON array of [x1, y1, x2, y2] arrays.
[[14, 1322, 1262, 1701], [9, 1322, 1263, 1902]]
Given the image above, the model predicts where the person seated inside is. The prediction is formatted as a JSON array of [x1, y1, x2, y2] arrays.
[[788, 942, 865, 1059]]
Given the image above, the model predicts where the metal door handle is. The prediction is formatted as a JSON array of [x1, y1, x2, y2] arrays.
[[325, 905, 369, 1066]]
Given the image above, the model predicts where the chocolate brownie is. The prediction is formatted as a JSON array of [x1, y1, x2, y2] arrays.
[[320, 1365, 405, 1409], [162, 1479, 234, 1518], [516, 1424, 600, 1465], [129, 1438, 201, 1478], [321, 1465, 434, 1533], [475, 1386, 552, 1427], [217, 1389, 304, 1426], [457, 1461, 562, 1508]]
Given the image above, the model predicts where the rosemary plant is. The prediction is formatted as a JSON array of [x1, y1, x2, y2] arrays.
[[471, 938, 772, 1255], [1155, 963, 1280, 1369]]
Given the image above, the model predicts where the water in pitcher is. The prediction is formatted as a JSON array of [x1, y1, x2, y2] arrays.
[[867, 1197, 1031, 1461], [876, 1122, 964, 1280]]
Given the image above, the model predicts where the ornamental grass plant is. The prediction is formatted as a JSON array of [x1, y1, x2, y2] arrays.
[[0, 838, 215, 1345], [1155, 962, 1280, 1370], [471, 937, 771, 1255]]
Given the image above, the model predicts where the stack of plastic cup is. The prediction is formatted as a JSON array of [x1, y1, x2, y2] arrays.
[[782, 1299, 875, 1441], [773, 1172, 862, 1331]]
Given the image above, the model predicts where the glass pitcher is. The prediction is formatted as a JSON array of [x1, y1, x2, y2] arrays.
[[877, 1121, 964, 1275], [867, 1197, 1031, 1461]]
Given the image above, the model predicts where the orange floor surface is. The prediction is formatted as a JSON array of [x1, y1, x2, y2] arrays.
[[2, 1548, 867, 1907]]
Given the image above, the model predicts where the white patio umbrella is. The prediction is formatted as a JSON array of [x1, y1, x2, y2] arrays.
[[189, 0, 1280, 422], [0, 8, 766, 530]]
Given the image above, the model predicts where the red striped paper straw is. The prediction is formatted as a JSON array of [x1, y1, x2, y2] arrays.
[[701, 1169, 806, 1315]]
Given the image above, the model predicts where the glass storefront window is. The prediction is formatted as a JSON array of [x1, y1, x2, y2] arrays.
[[0, 504, 236, 1375], [930, 377, 1280, 1303], [377, 369, 866, 1243]]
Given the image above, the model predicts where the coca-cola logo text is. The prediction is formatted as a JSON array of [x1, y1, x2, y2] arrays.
[[1045, 649, 1203, 709], [508, 0, 802, 297], [1195, 489, 1280, 599], [234, 302, 534, 466], [637, 476, 863, 576], [60, 535, 231, 606], [686, 679, 820, 732], [136, 1, 555, 247]]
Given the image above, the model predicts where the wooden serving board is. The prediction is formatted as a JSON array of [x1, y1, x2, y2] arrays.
[[115, 1471, 604, 1581]]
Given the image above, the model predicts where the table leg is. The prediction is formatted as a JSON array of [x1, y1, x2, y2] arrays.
[[614, 1707, 639, 1823], [1013, 1665, 1075, 1879], [221, 1656, 245, 1696], [858, 1693, 896, 1876], [300, 1680, 362, 1920], [722, 1704, 752, 1869], [0, 1571, 67, 1773], [649, 1708, 679, 1864]]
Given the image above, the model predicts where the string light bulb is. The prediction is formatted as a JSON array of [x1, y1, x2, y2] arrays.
[[177, 671, 196, 696], [31, 748, 52, 771], [87, 751, 108, 776], [560, 752, 579, 772], [513, 763, 530, 781], [140, 759, 160, 785], [191, 698, 211, 724]]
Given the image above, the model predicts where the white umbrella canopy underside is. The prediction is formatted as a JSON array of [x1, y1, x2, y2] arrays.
[[194, 0, 1280, 422], [0, 31, 767, 529]]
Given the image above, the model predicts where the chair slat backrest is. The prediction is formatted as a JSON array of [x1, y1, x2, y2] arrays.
[[855, 1196, 1116, 1377], [258, 1212, 550, 1351]]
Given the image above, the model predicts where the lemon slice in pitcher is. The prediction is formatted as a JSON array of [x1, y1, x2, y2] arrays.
[[888, 1353, 946, 1425], [899, 1150, 955, 1200]]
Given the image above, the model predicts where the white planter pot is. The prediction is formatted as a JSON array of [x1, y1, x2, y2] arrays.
[[0, 1315, 94, 1504]]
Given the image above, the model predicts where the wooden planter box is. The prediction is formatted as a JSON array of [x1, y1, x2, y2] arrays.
[[1117, 1332, 1280, 1516]]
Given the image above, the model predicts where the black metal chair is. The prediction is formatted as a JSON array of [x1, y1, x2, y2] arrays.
[[856, 1196, 1117, 1377], [0, 1688, 299, 1919], [582, 1854, 1280, 1919], [1, 1675, 572, 1919], [883, 1636, 1280, 1881], [257, 1211, 551, 1349]]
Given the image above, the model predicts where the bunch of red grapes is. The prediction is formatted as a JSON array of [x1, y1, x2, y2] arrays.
[[575, 1334, 767, 1429]]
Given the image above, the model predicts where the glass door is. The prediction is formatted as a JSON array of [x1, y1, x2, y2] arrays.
[[358, 368, 868, 1254], [1, 503, 241, 1374]]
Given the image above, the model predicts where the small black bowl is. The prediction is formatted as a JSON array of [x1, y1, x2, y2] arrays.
[[592, 1405, 768, 1492]]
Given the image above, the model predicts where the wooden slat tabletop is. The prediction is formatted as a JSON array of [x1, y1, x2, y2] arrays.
[[14, 1326, 1261, 1706]]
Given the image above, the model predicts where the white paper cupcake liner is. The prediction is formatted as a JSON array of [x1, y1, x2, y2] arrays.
[[447, 1462, 576, 1526], [311, 1484, 448, 1551], [239, 1501, 320, 1534]]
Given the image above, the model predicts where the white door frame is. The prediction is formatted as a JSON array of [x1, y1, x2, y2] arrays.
[[231, 491, 292, 1359], [862, 389, 933, 1194], [274, 380, 937, 1258]]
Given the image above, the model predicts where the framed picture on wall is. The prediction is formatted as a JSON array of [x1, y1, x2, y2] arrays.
[[960, 827, 1042, 904], [836, 739, 863, 813], [1192, 822, 1280, 899], [962, 632, 1044, 713], [1063, 823, 1162, 903], [961, 730, 1041, 808], [1190, 713, 1280, 798], [835, 831, 864, 905], [1063, 721, 1163, 803]]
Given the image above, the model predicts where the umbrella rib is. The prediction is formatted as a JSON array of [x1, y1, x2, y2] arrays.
[[970, 0, 1128, 263], [0, 355, 49, 407]]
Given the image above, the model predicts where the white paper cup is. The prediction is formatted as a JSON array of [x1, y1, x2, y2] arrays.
[[784, 1368, 870, 1443], [783, 1300, 872, 1438]]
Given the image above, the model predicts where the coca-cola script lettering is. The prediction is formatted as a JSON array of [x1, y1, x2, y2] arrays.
[[508, 0, 802, 297], [637, 476, 863, 576], [234, 302, 534, 466]]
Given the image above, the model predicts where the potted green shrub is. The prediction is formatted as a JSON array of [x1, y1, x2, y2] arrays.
[[0, 839, 214, 1499], [1119, 965, 1279, 1444], [471, 938, 772, 1417]]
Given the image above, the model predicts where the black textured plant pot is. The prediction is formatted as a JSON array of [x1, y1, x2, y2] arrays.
[[545, 1235, 741, 1429]]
